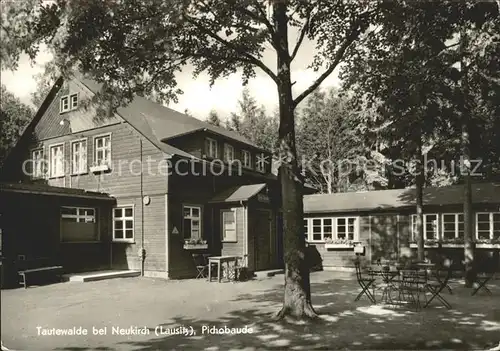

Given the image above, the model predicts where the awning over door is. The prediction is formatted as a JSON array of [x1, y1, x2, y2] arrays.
[[209, 183, 266, 203]]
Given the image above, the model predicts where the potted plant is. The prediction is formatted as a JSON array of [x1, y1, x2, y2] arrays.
[[441, 237, 464, 248], [324, 238, 358, 249], [409, 239, 439, 248], [475, 238, 500, 249], [183, 238, 208, 250]]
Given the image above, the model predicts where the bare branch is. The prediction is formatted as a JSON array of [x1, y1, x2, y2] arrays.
[[183, 15, 278, 83]]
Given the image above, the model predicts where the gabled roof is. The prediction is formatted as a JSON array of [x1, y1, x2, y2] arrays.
[[303, 182, 500, 214], [77, 77, 267, 152], [75, 79, 196, 159], [209, 183, 267, 203], [0, 182, 115, 201]]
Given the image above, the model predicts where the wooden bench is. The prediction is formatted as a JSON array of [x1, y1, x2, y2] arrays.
[[17, 257, 63, 288]]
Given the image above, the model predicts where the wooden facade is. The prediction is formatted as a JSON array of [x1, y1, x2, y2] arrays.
[[0, 74, 283, 284], [303, 185, 500, 272]]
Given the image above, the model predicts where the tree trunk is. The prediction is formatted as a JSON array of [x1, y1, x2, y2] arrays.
[[273, 0, 317, 320], [415, 128, 425, 261], [460, 24, 475, 288], [463, 151, 475, 287]]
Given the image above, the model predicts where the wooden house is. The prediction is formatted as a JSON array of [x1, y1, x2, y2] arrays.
[[0, 74, 288, 285], [303, 183, 500, 272]]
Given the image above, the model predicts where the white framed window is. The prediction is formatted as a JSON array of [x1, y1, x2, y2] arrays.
[[49, 143, 65, 178], [61, 207, 98, 242], [476, 212, 500, 240], [94, 134, 111, 166], [336, 217, 357, 241], [113, 206, 134, 242], [242, 150, 252, 168], [256, 152, 267, 172], [61, 207, 96, 223], [221, 209, 237, 242], [305, 217, 358, 242], [441, 213, 464, 240], [183, 205, 202, 239], [71, 139, 87, 174], [60, 95, 70, 113], [31, 148, 45, 178], [411, 214, 439, 241], [70, 93, 78, 110], [224, 144, 234, 163], [205, 138, 218, 158]]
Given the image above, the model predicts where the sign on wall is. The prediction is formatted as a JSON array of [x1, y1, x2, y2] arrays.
[[257, 194, 270, 203], [172, 226, 179, 234]]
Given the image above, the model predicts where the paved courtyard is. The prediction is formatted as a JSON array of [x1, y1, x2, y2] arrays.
[[2, 271, 500, 350]]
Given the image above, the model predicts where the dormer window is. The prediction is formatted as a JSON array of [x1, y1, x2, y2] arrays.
[[60, 96, 70, 113], [70, 93, 78, 109], [224, 144, 234, 163], [60, 93, 79, 114], [256, 152, 267, 173], [242, 150, 252, 168], [205, 138, 218, 159]]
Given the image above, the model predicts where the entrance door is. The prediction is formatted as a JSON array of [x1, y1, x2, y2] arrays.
[[254, 209, 272, 271]]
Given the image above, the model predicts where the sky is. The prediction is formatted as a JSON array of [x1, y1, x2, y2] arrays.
[[1, 35, 341, 121]]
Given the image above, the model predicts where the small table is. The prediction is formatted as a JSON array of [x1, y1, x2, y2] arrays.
[[368, 265, 400, 304], [208, 256, 239, 282]]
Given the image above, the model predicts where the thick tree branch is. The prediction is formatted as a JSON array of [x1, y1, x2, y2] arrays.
[[183, 15, 278, 83], [293, 32, 359, 108], [251, 0, 276, 35], [290, 10, 311, 62]]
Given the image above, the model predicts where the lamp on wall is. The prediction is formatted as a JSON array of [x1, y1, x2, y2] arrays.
[[59, 118, 72, 133]]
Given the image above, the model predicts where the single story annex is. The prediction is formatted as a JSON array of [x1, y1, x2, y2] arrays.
[[303, 182, 500, 272]]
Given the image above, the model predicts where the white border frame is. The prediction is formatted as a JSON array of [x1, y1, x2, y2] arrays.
[[112, 204, 135, 243], [48, 142, 65, 178], [70, 138, 88, 175]]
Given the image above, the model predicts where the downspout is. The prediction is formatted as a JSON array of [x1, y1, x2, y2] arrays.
[[140, 139, 145, 276], [240, 200, 247, 267]]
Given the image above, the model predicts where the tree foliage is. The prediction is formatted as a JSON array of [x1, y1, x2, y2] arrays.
[[0, 85, 34, 167], [342, 0, 499, 265], [2, 0, 381, 319], [31, 71, 55, 108], [297, 88, 369, 193], [227, 88, 279, 152], [206, 109, 222, 127]]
